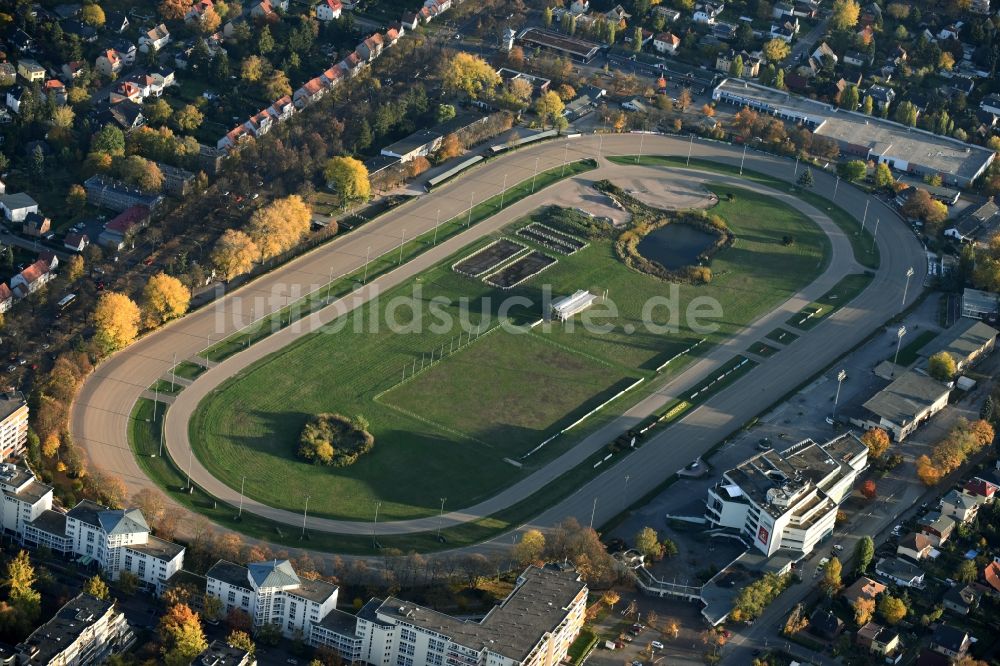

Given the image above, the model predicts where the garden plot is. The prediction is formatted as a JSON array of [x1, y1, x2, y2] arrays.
[[484, 251, 557, 289], [452, 239, 527, 277], [516, 223, 589, 255]]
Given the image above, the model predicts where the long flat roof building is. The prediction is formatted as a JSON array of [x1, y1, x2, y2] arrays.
[[859, 370, 950, 441], [713, 78, 995, 187], [516, 27, 602, 62]]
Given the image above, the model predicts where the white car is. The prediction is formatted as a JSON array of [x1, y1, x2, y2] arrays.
[[651, 641, 664, 650]]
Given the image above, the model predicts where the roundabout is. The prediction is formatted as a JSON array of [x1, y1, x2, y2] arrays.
[[71, 134, 928, 555]]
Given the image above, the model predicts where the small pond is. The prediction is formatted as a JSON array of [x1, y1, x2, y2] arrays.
[[636, 224, 718, 270]]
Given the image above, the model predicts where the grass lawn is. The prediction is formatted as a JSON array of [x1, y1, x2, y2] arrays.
[[172, 361, 207, 381], [188, 184, 828, 523], [787, 273, 873, 329], [766, 327, 799, 345], [891, 329, 937, 367], [609, 155, 880, 270]]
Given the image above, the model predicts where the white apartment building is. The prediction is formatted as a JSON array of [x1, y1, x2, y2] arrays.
[[0, 462, 53, 540], [15, 593, 134, 665], [205, 559, 339, 639], [705, 434, 868, 557], [65, 500, 185, 594], [0, 392, 29, 459], [309, 566, 588, 666]]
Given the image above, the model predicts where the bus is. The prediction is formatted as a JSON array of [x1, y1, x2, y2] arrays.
[[55, 294, 76, 317]]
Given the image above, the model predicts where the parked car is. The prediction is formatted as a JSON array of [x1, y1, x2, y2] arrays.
[[651, 641, 664, 650]]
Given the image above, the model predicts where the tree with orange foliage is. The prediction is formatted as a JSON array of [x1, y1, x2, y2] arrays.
[[701, 103, 716, 117], [437, 133, 463, 161], [861, 479, 877, 499], [916, 454, 944, 486], [860, 428, 890, 459], [159, 603, 208, 666]]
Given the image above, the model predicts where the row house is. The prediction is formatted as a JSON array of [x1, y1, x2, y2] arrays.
[[356, 33, 384, 62], [217, 124, 251, 151]]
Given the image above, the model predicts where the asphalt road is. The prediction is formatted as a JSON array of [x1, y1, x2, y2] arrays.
[[70, 134, 927, 550]]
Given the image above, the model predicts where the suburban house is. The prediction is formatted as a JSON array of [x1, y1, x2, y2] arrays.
[[964, 476, 998, 503], [356, 34, 385, 62], [841, 576, 886, 607], [14, 594, 134, 665], [875, 557, 925, 588], [217, 124, 251, 151], [0, 192, 39, 222], [96, 49, 123, 76], [250, 0, 278, 18], [64, 233, 88, 253], [704, 434, 868, 557], [808, 609, 843, 640], [10, 255, 58, 298], [139, 24, 171, 52], [653, 32, 681, 54], [5, 85, 26, 114], [98, 205, 151, 249], [269, 95, 296, 122], [316, 0, 343, 20], [22, 212, 50, 237], [292, 76, 327, 109], [917, 512, 955, 546], [811, 41, 838, 65], [0, 285, 12, 315], [896, 532, 934, 562], [197, 641, 254, 666], [942, 584, 983, 616], [919, 317, 997, 373], [858, 370, 951, 441], [856, 622, 901, 657], [929, 625, 972, 660], [185, 0, 215, 22], [944, 199, 998, 243], [984, 561, 1000, 593], [940, 489, 982, 524], [16, 59, 45, 83]]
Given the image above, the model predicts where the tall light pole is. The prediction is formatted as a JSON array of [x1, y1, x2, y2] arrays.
[[238, 475, 246, 518], [636, 121, 647, 163], [860, 199, 869, 235], [499, 173, 508, 209], [561, 141, 569, 177], [436, 497, 447, 541], [833, 175, 840, 200], [531, 157, 539, 192], [871, 217, 880, 252], [901, 267, 914, 312], [739, 143, 747, 175], [891, 325, 907, 376], [467, 191, 475, 226], [372, 500, 381, 550], [185, 443, 194, 492], [589, 496, 598, 529], [832, 369, 847, 422], [362, 245, 371, 284], [397, 229, 406, 264], [622, 474, 630, 510], [301, 495, 310, 539], [171, 351, 177, 392], [794, 156, 799, 176], [432, 209, 441, 245], [686, 134, 694, 166]]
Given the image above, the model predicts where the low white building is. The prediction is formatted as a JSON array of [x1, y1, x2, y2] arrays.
[[0, 462, 52, 542], [15, 593, 134, 664], [0, 192, 39, 222], [704, 434, 868, 557], [552, 290, 597, 321], [859, 370, 951, 441], [316, 0, 343, 20], [65, 500, 185, 594], [309, 566, 588, 666], [206, 559, 339, 639]]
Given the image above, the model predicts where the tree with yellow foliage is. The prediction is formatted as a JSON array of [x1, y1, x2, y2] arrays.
[[830, 0, 860, 30], [534, 90, 565, 129], [860, 427, 890, 459], [65, 255, 85, 282], [323, 157, 371, 206], [92, 292, 141, 353], [440, 53, 501, 100], [142, 273, 191, 328], [199, 5, 221, 34], [211, 229, 258, 281], [247, 195, 313, 262], [853, 597, 875, 626]]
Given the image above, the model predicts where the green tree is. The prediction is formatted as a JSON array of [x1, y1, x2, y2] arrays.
[[853, 536, 874, 574], [819, 556, 842, 596], [5, 550, 41, 630], [635, 526, 662, 560], [797, 168, 814, 187], [955, 559, 977, 583], [543, 6, 553, 26], [257, 25, 274, 55], [227, 630, 255, 655], [928, 351, 956, 381], [730, 55, 744, 77], [83, 575, 110, 600], [895, 101, 918, 127], [874, 162, 895, 190], [840, 84, 859, 111], [838, 159, 867, 181], [861, 95, 873, 115], [436, 104, 456, 123], [92, 123, 125, 156]]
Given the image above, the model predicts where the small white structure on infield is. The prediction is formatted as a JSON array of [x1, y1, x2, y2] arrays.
[[552, 290, 598, 321]]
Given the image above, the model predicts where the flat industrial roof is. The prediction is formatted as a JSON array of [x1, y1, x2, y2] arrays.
[[919, 318, 997, 362], [862, 370, 950, 426], [517, 27, 601, 59], [713, 78, 995, 182]]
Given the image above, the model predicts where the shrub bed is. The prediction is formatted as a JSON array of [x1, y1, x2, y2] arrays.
[[298, 413, 375, 467]]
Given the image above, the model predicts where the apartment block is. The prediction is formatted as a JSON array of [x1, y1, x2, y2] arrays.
[[309, 566, 588, 666], [705, 434, 868, 557], [0, 392, 29, 459], [15, 593, 134, 665], [0, 462, 53, 540]]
